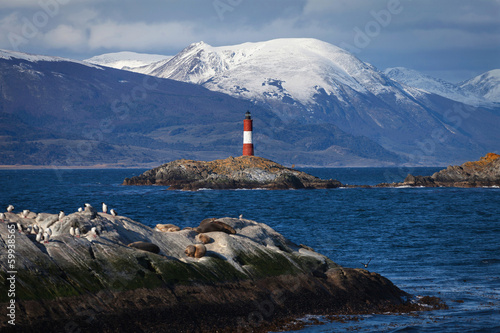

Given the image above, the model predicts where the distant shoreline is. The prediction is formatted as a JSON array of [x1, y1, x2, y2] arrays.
[[0, 164, 446, 170], [0, 164, 152, 170]]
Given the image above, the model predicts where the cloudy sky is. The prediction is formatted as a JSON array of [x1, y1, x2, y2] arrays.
[[0, 0, 499, 82]]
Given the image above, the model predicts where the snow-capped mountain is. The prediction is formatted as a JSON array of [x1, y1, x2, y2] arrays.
[[384, 67, 488, 106], [140, 38, 422, 109], [84, 51, 171, 70], [127, 38, 500, 164], [460, 69, 500, 103]]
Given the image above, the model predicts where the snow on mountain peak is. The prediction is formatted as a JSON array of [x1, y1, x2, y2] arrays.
[[84, 51, 171, 70], [460, 69, 500, 103], [0, 49, 101, 69], [142, 38, 396, 105], [384, 67, 491, 106]]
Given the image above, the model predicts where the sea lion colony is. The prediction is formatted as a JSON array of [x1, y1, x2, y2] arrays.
[[2, 203, 237, 259]]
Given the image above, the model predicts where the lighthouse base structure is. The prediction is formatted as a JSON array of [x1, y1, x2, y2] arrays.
[[243, 143, 254, 156]]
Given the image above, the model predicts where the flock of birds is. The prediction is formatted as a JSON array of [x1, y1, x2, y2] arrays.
[[1, 202, 117, 244]]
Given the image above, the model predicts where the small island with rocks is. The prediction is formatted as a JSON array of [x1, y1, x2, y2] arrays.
[[378, 153, 500, 188], [123, 155, 343, 190]]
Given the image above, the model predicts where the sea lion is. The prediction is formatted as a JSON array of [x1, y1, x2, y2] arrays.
[[128, 241, 160, 254], [196, 220, 236, 234], [199, 218, 217, 226], [196, 234, 212, 244], [185, 244, 206, 258], [155, 224, 181, 232], [194, 244, 206, 258], [185, 245, 196, 257]]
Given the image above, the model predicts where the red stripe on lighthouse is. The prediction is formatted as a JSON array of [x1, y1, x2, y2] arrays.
[[243, 112, 254, 156], [244, 119, 252, 131]]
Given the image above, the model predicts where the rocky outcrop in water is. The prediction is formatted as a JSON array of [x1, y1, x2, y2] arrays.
[[0, 206, 438, 332], [123, 155, 343, 190], [378, 153, 500, 188]]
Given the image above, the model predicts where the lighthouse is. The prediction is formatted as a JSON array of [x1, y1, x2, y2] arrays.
[[242, 111, 254, 156]]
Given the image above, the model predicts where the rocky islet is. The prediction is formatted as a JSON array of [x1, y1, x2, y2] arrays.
[[0, 205, 441, 332], [123, 155, 342, 190]]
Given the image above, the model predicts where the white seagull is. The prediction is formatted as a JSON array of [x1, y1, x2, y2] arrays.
[[59, 210, 65, 221], [43, 232, 50, 244], [102, 202, 108, 214], [0, 212, 5, 222], [22, 209, 30, 218], [7, 205, 14, 212], [90, 227, 99, 239], [78, 207, 83, 212]]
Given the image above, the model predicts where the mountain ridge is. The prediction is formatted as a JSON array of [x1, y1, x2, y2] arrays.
[[124, 38, 499, 165], [384, 67, 492, 106], [0, 47, 401, 167]]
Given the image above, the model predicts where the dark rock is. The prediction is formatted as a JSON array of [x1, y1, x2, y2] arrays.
[[403, 174, 436, 187]]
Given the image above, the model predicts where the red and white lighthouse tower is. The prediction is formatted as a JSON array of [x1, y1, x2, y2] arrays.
[[242, 111, 254, 156]]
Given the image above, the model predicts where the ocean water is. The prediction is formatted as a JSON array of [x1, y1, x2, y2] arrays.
[[1, 167, 499, 332]]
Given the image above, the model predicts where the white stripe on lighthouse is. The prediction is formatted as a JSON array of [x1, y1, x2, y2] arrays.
[[243, 131, 252, 144]]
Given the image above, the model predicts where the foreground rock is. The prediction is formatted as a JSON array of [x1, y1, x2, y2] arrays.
[[0, 208, 439, 332], [378, 153, 500, 188], [123, 155, 342, 190]]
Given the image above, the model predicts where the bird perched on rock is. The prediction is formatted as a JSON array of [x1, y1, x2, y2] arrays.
[[0, 213, 5, 222], [7, 205, 14, 212], [26, 225, 32, 234], [239, 214, 243, 220], [16, 222, 22, 233], [78, 207, 83, 212], [84, 203, 92, 208], [46, 228, 52, 236], [33, 225, 39, 234], [75, 227, 80, 238], [22, 210, 30, 218], [43, 232, 50, 244], [70, 227, 75, 237], [59, 210, 65, 221], [101, 202, 108, 214], [36, 231, 42, 243], [88, 227, 99, 240], [110, 209, 117, 217]]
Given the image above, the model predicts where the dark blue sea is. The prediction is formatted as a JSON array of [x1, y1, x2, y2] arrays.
[[1, 167, 499, 332]]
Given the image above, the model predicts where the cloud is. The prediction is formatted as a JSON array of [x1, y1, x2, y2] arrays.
[[0, 0, 497, 81], [41, 24, 87, 51], [87, 20, 197, 51]]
